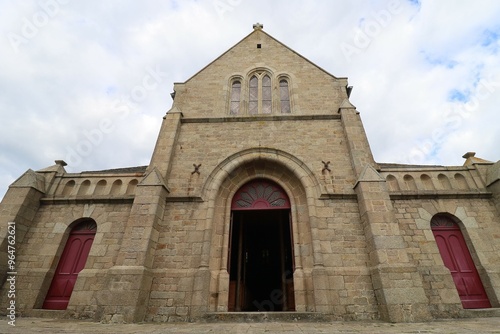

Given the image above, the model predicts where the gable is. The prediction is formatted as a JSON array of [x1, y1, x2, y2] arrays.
[[171, 27, 349, 117]]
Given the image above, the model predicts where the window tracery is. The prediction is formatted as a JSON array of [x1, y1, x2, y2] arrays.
[[228, 71, 292, 115]]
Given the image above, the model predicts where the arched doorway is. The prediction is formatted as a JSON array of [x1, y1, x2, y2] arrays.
[[431, 214, 491, 309], [43, 219, 97, 310], [228, 179, 295, 311]]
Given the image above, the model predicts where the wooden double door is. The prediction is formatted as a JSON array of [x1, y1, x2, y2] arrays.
[[43, 221, 96, 310], [432, 216, 491, 309], [228, 209, 295, 312]]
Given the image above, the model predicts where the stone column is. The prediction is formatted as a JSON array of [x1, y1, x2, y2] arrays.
[[485, 161, 500, 305], [354, 164, 431, 322], [99, 168, 168, 323], [148, 108, 183, 177], [307, 206, 331, 313], [486, 161, 500, 216], [97, 108, 183, 322], [339, 102, 431, 321], [0, 169, 46, 308], [338, 99, 377, 176], [0, 171, 46, 269]]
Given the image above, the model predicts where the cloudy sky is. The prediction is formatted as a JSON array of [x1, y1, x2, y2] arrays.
[[1, 0, 499, 199]]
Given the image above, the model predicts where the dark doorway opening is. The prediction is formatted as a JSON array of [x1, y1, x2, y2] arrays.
[[228, 209, 295, 311]]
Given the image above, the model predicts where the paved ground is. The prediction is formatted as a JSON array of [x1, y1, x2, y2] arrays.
[[2, 317, 500, 334]]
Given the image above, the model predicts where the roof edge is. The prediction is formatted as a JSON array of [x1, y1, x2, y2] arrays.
[[181, 27, 346, 84]]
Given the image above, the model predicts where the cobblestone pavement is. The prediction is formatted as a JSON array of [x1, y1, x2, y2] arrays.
[[2, 317, 500, 334]]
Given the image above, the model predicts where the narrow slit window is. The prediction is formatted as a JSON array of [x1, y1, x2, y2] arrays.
[[280, 79, 291, 113], [262, 75, 272, 114], [249, 76, 258, 114], [230, 80, 241, 114]]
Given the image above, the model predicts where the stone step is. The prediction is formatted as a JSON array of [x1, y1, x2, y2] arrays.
[[202, 312, 331, 322], [460, 308, 500, 318], [26, 309, 72, 319]]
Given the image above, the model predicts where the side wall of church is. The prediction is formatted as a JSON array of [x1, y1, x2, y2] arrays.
[[393, 197, 500, 317], [0, 200, 133, 319]]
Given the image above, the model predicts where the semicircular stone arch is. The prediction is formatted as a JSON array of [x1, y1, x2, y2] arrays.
[[201, 148, 321, 200], [61, 180, 76, 196], [386, 174, 400, 191], [202, 149, 318, 313]]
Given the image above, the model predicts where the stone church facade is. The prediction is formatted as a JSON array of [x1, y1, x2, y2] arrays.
[[1, 25, 500, 323]]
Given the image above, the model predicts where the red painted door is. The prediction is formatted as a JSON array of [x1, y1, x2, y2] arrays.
[[43, 223, 96, 310], [432, 222, 491, 309]]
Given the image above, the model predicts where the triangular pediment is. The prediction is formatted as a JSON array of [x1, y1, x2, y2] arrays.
[[171, 26, 349, 118], [183, 27, 344, 84]]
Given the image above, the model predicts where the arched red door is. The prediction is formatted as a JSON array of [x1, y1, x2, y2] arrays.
[[431, 215, 491, 309], [228, 179, 295, 312], [43, 220, 97, 310]]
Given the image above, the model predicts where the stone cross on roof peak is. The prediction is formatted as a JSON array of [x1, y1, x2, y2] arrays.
[[253, 22, 263, 30]]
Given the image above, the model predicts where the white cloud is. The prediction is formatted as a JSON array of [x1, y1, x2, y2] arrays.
[[0, 0, 499, 200]]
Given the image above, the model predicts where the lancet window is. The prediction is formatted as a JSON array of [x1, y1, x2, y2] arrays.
[[228, 71, 292, 115]]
